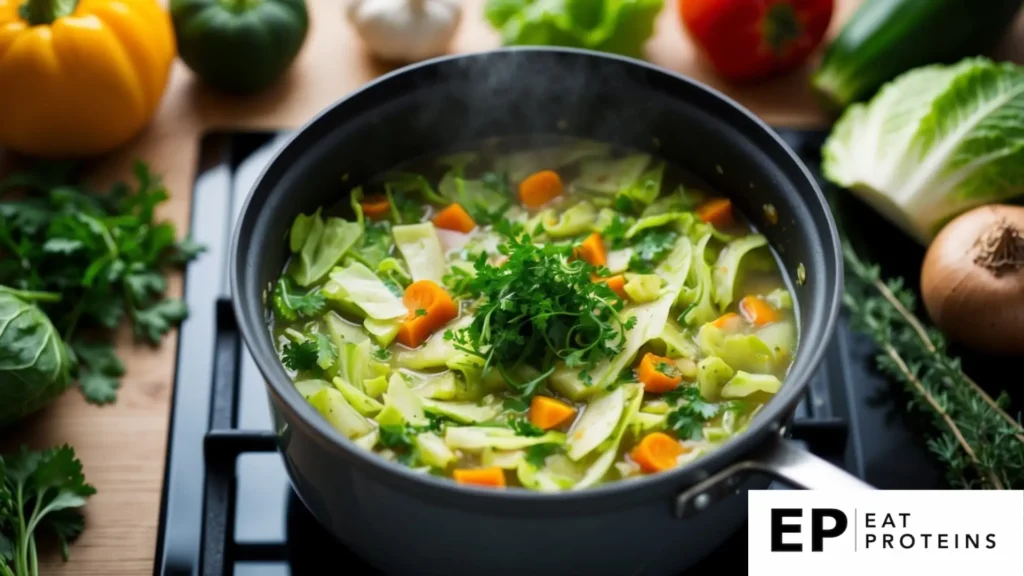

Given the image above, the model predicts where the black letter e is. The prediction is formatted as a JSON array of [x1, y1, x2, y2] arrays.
[[771, 508, 802, 552]]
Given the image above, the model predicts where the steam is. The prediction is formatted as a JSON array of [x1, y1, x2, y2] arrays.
[[398, 49, 664, 154]]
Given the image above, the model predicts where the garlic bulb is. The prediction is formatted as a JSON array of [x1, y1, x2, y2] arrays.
[[346, 0, 462, 63]]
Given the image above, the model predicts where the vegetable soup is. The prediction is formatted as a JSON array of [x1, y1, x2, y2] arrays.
[[268, 137, 797, 491]]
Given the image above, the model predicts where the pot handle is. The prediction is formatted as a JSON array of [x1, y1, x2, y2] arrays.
[[675, 432, 873, 519]]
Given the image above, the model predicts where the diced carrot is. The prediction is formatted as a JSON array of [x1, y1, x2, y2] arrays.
[[453, 467, 506, 488], [711, 312, 742, 330], [630, 432, 687, 474], [396, 280, 459, 348], [432, 203, 477, 233], [595, 275, 627, 299], [739, 296, 779, 326], [574, 232, 607, 267], [696, 198, 733, 228], [637, 352, 684, 393], [518, 170, 564, 208], [528, 396, 577, 430], [360, 194, 391, 220]]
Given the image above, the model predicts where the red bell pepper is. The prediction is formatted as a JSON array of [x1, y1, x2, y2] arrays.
[[679, 0, 834, 82]]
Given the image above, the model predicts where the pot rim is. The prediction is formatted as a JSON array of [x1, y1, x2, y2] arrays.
[[230, 46, 843, 511]]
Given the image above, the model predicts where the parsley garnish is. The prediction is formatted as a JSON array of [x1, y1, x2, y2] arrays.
[[379, 425, 420, 466], [1, 444, 96, 573], [282, 340, 319, 372], [371, 347, 391, 361], [655, 362, 682, 378], [601, 213, 632, 249], [272, 277, 326, 322], [509, 417, 545, 437], [282, 333, 338, 376], [493, 217, 525, 239], [415, 308, 428, 317], [524, 443, 560, 467], [444, 235, 636, 398], [628, 229, 678, 273], [665, 386, 742, 440]]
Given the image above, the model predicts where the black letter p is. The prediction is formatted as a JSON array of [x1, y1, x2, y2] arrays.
[[811, 509, 848, 552]]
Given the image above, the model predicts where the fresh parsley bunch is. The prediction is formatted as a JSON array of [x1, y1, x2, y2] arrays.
[[0, 445, 95, 576], [0, 161, 204, 406]]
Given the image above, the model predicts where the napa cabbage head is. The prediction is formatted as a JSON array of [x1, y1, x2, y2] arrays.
[[822, 58, 1024, 245]]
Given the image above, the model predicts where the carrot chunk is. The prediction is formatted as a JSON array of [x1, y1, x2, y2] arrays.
[[637, 352, 684, 393], [739, 296, 779, 326], [453, 467, 506, 488], [710, 312, 742, 330], [696, 198, 733, 228], [630, 432, 687, 473], [594, 274, 627, 299], [519, 170, 564, 208], [396, 280, 459, 348], [432, 203, 477, 233], [360, 194, 391, 220], [529, 396, 577, 430], [574, 232, 607, 267]]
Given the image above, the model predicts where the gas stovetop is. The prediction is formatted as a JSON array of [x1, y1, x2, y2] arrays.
[[153, 129, 945, 576]]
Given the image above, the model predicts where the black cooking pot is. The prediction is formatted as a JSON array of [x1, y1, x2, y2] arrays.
[[230, 47, 872, 576]]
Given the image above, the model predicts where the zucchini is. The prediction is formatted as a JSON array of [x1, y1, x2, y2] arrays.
[[812, 0, 1024, 110]]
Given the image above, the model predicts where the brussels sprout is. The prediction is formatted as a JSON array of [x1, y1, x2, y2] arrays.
[[0, 289, 73, 426]]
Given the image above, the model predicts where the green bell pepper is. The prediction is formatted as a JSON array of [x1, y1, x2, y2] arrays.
[[170, 0, 309, 95]]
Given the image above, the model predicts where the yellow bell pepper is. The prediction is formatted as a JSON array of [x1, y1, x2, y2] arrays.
[[0, 0, 176, 158]]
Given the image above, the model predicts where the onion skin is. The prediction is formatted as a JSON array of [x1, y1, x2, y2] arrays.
[[921, 205, 1024, 356]]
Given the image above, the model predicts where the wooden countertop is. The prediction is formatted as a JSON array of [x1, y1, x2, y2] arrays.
[[4, 0, 1023, 573]]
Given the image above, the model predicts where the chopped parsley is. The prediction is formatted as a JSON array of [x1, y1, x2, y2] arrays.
[[415, 308, 428, 317], [628, 229, 678, 273], [655, 361, 682, 378], [281, 340, 319, 372], [509, 417, 545, 437], [271, 277, 327, 322], [444, 235, 636, 395], [601, 213, 633, 249], [371, 347, 391, 361], [664, 386, 744, 440], [281, 333, 337, 375], [525, 443, 560, 467]]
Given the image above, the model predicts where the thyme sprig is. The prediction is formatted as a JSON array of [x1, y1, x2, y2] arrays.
[[841, 239, 1024, 489]]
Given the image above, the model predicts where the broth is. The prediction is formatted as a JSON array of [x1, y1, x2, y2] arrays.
[[268, 136, 797, 491]]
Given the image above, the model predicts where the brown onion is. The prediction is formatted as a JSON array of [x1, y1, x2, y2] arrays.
[[920, 204, 1024, 356]]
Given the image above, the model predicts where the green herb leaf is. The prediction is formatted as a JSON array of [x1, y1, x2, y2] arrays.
[[282, 340, 319, 372], [524, 443, 559, 467], [0, 161, 204, 406], [445, 234, 634, 394], [665, 386, 718, 441], [272, 277, 327, 322], [0, 445, 95, 573], [628, 229, 678, 273], [509, 417, 545, 437]]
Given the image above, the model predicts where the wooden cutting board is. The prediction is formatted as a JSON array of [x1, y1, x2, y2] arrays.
[[3, 0, 1023, 573]]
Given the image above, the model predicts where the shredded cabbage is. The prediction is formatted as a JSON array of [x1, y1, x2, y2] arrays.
[[287, 209, 362, 287], [712, 234, 768, 311], [322, 262, 407, 320], [392, 222, 447, 284]]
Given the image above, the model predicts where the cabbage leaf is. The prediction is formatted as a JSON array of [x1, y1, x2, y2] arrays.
[[287, 208, 362, 287], [392, 222, 447, 284], [822, 57, 1024, 244]]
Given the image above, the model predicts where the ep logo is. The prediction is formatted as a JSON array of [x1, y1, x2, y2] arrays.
[[771, 508, 848, 552]]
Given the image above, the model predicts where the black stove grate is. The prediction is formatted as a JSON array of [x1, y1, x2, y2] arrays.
[[153, 129, 943, 576]]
